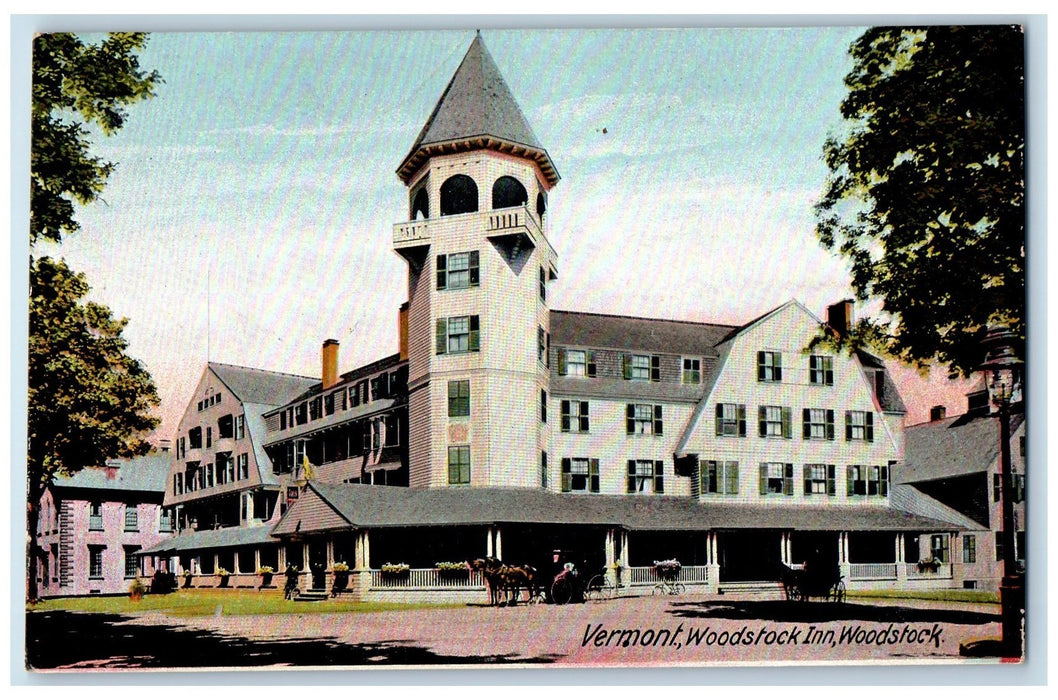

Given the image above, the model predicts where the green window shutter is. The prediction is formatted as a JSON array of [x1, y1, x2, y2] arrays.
[[715, 404, 724, 436], [586, 351, 597, 377], [654, 460, 664, 493], [622, 354, 632, 380], [580, 401, 590, 432], [759, 464, 767, 495], [803, 464, 811, 495], [469, 315, 480, 352], [846, 465, 855, 496], [782, 407, 792, 439], [738, 405, 746, 437], [825, 365, 834, 385], [627, 460, 636, 493], [757, 351, 766, 381], [589, 459, 600, 493], [845, 412, 852, 441], [436, 318, 447, 355], [784, 463, 794, 496], [802, 408, 811, 439], [880, 464, 889, 496], [626, 404, 635, 434], [557, 348, 567, 375], [866, 412, 874, 442], [651, 355, 661, 382], [560, 400, 570, 432], [561, 458, 571, 492], [469, 250, 479, 286], [727, 462, 739, 495], [827, 465, 836, 496], [826, 410, 835, 441], [653, 405, 663, 435], [758, 406, 767, 437], [775, 355, 783, 382], [436, 254, 447, 290]]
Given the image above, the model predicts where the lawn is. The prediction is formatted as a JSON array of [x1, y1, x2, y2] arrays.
[[28, 590, 460, 617], [848, 589, 999, 604]]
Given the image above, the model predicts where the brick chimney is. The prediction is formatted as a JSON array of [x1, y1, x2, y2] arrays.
[[399, 302, 410, 361], [929, 405, 947, 422], [826, 299, 854, 338], [322, 339, 339, 390]]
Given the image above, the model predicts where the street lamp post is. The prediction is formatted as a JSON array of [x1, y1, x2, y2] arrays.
[[978, 325, 1024, 659]]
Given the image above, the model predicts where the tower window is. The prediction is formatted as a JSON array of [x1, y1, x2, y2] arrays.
[[411, 186, 429, 220], [492, 175, 528, 209], [437, 251, 479, 290], [440, 174, 478, 216]]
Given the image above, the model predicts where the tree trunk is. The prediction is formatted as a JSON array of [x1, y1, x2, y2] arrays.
[[26, 483, 41, 603]]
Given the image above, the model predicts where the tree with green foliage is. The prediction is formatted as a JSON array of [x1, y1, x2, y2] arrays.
[[814, 25, 1025, 378], [31, 32, 160, 244], [28, 32, 161, 602]]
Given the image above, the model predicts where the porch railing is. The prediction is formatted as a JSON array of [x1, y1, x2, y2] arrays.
[[369, 568, 485, 589], [849, 563, 898, 580], [906, 562, 953, 579], [626, 565, 710, 586]]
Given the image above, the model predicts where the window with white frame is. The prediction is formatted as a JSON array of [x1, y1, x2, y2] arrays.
[[757, 350, 783, 382], [234, 414, 245, 440], [237, 453, 249, 480], [627, 460, 664, 494], [448, 445, 471, 485], [758, 405, 791, 438], [560, 400, 590, 433], [88, 545, 104, 579], [561, 458, 599, 493], [538, 326, 548, 364], [701, 460, 739, 495], [436, 315, 480, 355], [846, 464, 889, 496], [715, 403, 746, 437], [436, 250, 479, 290], [845, 410, 874, 442], [682, 358, 701, 384], [803, 464, 836, 496], [623, 353, 659, 381], [124, 546, 140, 578], [802, 408, 835, 440], [558, 348, 596, 377], [809, 355, 834, 385], [448, 380, 470, 417], [123, 504, 138, 532], [626, 404, 663, 435], [89, 502, 103, 531], [759, 462, 793, 495]]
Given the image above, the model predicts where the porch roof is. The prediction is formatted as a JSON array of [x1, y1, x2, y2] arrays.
[[139, 523, 276, 555], [273, 483, 962, 536]]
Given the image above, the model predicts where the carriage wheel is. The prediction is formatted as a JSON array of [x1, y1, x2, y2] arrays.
[[585, 575, 604, 602], [673, 583, 687, 596], [831, 580, 847, 604], [551, 578, 573, 605], [652, 583, 666, 596]]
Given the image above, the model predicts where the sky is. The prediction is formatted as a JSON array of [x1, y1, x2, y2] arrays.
[[27, 26, 978, 440]]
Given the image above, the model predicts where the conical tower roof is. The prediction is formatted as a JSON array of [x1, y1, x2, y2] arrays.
[[397, 34, 559, 187]]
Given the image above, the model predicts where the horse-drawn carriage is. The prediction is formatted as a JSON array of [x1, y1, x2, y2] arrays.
[[467, 549, 615, 606], [778, 560, 846, 603]]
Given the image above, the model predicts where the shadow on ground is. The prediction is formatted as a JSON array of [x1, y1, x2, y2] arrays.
[[26, 611, 561, 670], [666, 600, 1000, 625]]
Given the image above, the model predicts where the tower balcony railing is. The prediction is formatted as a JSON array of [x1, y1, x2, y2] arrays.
[[393, 206, 547, 251]]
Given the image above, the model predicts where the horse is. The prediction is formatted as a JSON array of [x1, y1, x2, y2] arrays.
[[777, 562, 804, 601], [467, 558, 538, 606], [468, 557, 507, 606]]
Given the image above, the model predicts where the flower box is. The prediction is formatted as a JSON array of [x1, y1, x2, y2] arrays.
[[436, 562, 469, 580], [380, 562, 410, 578], [653, 559, 682, 579]]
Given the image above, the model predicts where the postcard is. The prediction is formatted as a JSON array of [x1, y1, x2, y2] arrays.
[[20, 23, 1031, 674]]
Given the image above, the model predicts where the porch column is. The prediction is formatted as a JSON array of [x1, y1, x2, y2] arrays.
[[362, 530, 371, 570], [895, 532, 907, 585], [254, 547, 261, 574], [839, 532, 851, 583], [494, 527, 503, 561], [278, 546, 286, 569], [621, 530, 630, 588], [707, 532, 721, 592], [326, 540, 334, 567], [486, 527, 494, 558]]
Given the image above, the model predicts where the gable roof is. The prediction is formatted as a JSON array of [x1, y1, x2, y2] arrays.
[[898, 410, 1025, 484], [51, 452, 170, 495], [550, 310, 736, 356], [855, 350, 908, 414], [397, 34, 558, 186], [273, 483, 964, 535], [209, 362, 317, 407]]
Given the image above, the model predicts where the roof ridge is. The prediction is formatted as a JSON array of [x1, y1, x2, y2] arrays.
[[209, 360, 317, 381], [551, 308, 738, 330]]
